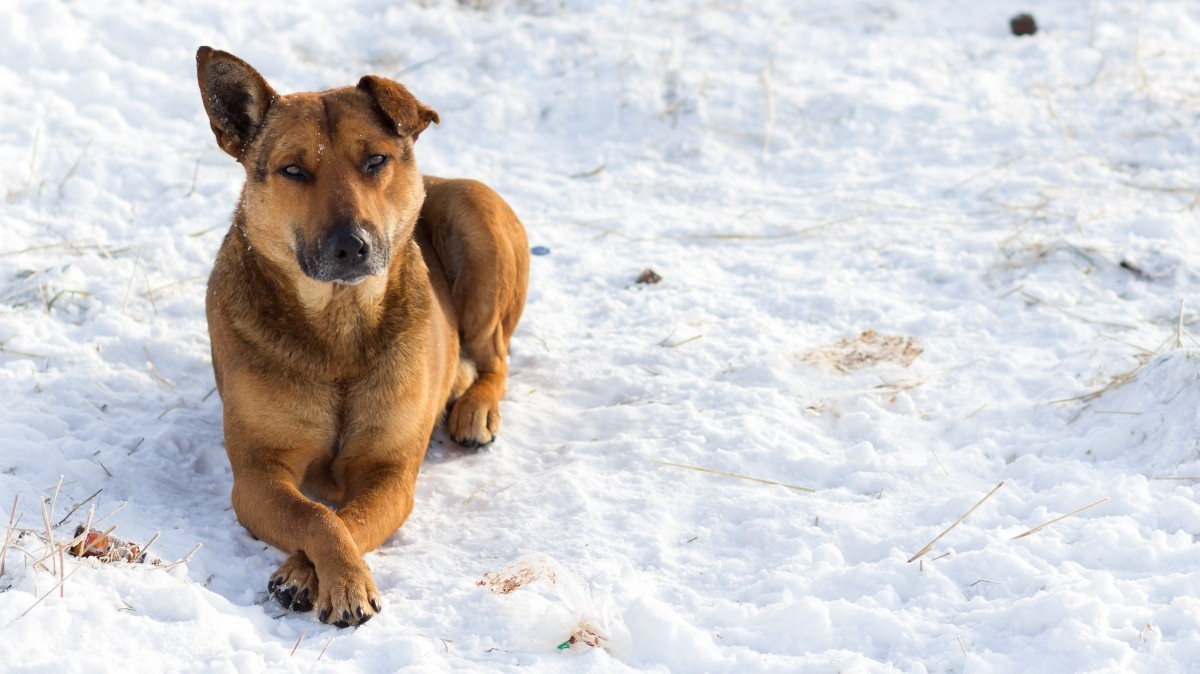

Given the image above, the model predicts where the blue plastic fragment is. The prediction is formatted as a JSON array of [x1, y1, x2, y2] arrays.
[[531, 246, 551, 256]]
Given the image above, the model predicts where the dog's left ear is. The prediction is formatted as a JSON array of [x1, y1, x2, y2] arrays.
[[357, 76, 440, 141]]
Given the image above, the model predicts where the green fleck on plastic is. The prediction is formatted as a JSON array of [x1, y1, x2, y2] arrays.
[[556, 640, 572, 651]]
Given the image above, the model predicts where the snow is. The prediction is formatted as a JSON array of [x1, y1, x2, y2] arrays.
[[3, 0, 1200, 671]]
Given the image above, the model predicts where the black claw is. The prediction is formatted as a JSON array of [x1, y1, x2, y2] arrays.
[[319, 609, 330, 623], [341, 610, 350, 624], [359, 611, 373, 625], [356, 607, 365, 621], [334, 619, 350, 629], [268, 577, 282, 593], [276, 585, 296, 608], [370, 598, 382, 613], [293, 588, 313, 613]]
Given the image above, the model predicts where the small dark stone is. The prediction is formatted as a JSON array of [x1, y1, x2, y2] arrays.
[[1010, 13, 1037, 37], [531, 245, 551, 256], [635, 268, 662, 285]]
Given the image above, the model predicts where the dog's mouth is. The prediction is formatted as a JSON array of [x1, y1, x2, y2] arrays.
[[295, 225, 390, 284]]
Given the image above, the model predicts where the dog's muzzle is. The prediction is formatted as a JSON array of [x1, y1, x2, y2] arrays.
[[297, 225, 389, 285]]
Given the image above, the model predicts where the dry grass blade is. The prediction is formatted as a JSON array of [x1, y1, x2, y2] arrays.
[[1152, 476, 1200, 481], [122, 245, 144, 310], [54, 488, 102, 528], [154, 543, 202, 572], [39, 498, 55, 575], [47, 476, 64, 527], [0, 344, 49, 361], [1012, 497, 1109, 540], [56, 139, 92, 204], [139, 532, 161, 559], [1020, 291, 1137, 330], [143, 347, 176, 391], [649, 460, 815, 493], [20, 565, 82, 618], [318, 636, 334, 661], [907, 481, 1004, 563], [1, 494, 20, 577], [290, 629, 307, 656], [658, 331, 703, 348], [1174, 299, 1185, 349], [91, 502, 126, 528], [1037, 81, 1075, 164]]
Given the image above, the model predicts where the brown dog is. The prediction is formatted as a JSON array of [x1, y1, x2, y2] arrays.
[[196, 47, 529, 627]]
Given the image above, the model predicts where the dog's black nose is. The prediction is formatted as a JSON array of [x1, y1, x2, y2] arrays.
[[299, 224, 386, 283], [326, 228, 370, 264]]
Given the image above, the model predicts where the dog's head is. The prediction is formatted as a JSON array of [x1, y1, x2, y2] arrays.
[[196, 47, 439, 286]]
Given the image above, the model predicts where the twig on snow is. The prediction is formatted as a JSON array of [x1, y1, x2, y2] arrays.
[[184, 160, 200, 198], [122, 246, 144, 311], [1011, 497, 1109, 539], [649, 459, 815, 493], [56, 139, 92, 205], [1173, 299, 1185, 349], [19, 566, 82, 618], [1037, 82, 1074, 166], [154, 543, 202, 572], [1, 495, 20, 577], [54, 489, 102, 528], [907, 481, 1004, 563], [1020, 291, 1137, 330], [143, 346, 175, 391], [139, 532, 161, 560]]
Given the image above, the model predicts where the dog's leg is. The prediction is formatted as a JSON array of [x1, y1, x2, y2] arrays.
[[230, 461, 381, 627], [448, 317, 510, 447], [334, 461, 421, 553], [426, 179, 529, 448]]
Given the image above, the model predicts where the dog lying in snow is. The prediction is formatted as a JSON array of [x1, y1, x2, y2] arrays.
[[196, 47, 528, 627]]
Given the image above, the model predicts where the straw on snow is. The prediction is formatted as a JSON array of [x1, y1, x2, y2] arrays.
[[19, 566, 82, 618], [649, 460, 815, 493], [0, 494, 19, 577], [907, 481, 1004, 563], [1011, 497, 1109, 540]]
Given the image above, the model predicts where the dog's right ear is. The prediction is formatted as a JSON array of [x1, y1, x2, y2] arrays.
[[196, 46, 277, 159]]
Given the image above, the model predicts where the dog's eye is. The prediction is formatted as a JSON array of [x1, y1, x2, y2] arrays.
[[280, 165, 308, 180], [365, 155, 388, 172]]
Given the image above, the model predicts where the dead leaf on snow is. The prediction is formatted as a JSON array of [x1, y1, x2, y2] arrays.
[[802, 328, 923, 372], [477, 553, 559, 594]]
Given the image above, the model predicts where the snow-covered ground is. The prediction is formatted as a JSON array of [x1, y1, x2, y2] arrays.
[[3, 0, 1200, 671]]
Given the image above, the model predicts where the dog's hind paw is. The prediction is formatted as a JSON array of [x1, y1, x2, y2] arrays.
[[448, 390, 500, 448]]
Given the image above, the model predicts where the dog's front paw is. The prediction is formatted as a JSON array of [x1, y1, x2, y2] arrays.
[[448, 391, 500, 448], [269, 551, 318, 613], [316, 560, 381, 628]]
